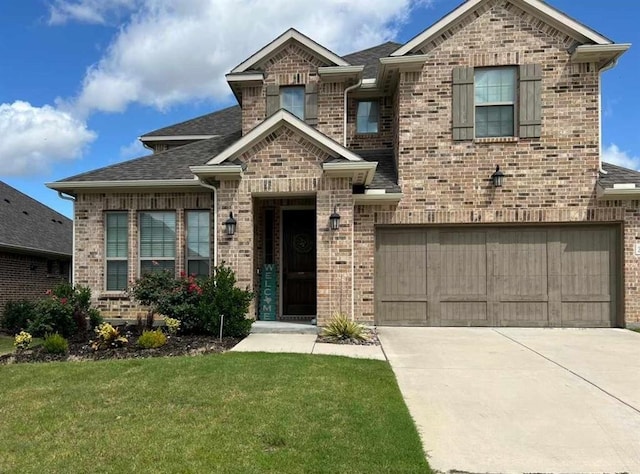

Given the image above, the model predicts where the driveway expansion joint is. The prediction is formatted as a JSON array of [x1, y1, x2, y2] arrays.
[[492, 328, 640, 417]]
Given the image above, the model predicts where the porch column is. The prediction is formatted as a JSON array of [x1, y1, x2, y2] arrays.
[[317, 177, 354, 325]]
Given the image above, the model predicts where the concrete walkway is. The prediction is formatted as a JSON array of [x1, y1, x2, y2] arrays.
[[378, 327, 640, 474], [231, 333, 386, 360]]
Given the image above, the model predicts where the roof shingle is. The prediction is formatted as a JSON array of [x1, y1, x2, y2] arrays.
[[599, 162, 640, 188], [141, 105, 241, 138], [342, 41, 402, 79], [0, 181, 72, 256]]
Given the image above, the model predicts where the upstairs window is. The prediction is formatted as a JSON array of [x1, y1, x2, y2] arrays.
[[356, 101, 379, 134], [474, 68, 516, 138], [280, 86, 305, 119], [139, 212, 176, 275], [105, 212, 128, 291]]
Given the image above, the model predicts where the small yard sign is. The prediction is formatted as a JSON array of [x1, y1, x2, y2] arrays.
[[259, 264, 277, 321]]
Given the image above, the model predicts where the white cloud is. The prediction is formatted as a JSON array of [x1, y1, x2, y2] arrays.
[[67, 0, 431, 114], [602, 144, 640, 170], [48, 0, 140, 25], [0, 101, 96, 176], [119, 138, 149, 160]]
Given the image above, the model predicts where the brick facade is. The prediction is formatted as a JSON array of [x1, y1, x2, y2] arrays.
[[0, 251, 70, 314]]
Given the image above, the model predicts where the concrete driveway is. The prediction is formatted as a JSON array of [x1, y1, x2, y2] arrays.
[[378, 328, 640, 474]]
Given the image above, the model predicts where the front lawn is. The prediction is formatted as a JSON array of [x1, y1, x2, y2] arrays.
[[0, 353, 430, 473]]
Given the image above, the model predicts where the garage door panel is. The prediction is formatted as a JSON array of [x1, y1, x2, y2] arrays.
[[561, 229, 612, 298], [496, 302, 549, 327], [440, 302, 489, 326], [495, 230, 548, 300], [561, 302, 611, 328], [440, 231, 487, 297], [378, 302, 428, 326]]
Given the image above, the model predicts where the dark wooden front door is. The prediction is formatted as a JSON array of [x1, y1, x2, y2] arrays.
[[282, 210, 316, 316]]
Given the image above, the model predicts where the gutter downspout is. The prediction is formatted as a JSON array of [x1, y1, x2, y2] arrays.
[[344, 80, 362, 147], [57, 192, 76, 285], [599, 59, 619, 175], [195, 178, 218, 268]]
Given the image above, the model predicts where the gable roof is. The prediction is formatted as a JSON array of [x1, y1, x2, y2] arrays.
[[342, 41, 402, 79], [599, 163, 640, 189], [140, 105, 241, 140], [231, 28, 349, 73], [0, 181, 72, 257], [392, 0, 613, 57]]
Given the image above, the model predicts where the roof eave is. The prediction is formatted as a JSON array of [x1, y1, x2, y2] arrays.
[[140, 135, 217, 142], [596, 185, 640, 200], [322, 161, 378, 186], [318, 65, 364, 81], [190, 165, 244, 181], [0, 242, 72, 258], [46, 179, 204, 193], [353, 191, 403, 205], [571, 43, 631, 69]]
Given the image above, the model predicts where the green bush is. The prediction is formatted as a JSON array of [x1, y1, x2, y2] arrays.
[[129, 263, 253, 337], [137, 330, 167, 349], [88, 308, 103, 330], [43, 333, 69, 354], [91, 323, 128, 350], [321, 313, 368, 342], [28, 297, 76, 338], [1, 300, 36, 335]]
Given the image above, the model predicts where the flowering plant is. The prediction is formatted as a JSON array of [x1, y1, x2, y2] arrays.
[[162, 316, 181, 335], [91, 323, 128, 350], [14, 331, 32, 351]]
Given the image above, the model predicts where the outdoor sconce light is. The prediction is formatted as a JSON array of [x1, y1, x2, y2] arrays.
[[491, 165, 505, 188], [224, 212, 237, 236], [329, 206, 341, 231]]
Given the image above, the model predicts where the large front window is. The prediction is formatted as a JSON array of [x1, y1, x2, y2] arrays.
[[139, 212, 176, 275], [186, 210, 210, 277], [280, 86, 305, 119], [105, 212, 128, 291], [475, 68, 516, 138]]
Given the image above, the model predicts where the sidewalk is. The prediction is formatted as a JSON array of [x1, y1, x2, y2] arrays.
[[231, 333, 386, 360]]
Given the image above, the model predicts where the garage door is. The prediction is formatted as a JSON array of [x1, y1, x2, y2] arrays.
[[375, 226, 619, 327]]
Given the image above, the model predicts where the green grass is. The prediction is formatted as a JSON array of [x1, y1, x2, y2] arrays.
[[0, 353, 430, 473], [0, 335, 43, 355]]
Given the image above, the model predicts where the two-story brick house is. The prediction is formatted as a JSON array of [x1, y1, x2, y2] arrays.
[[49, 0, 638, 328]]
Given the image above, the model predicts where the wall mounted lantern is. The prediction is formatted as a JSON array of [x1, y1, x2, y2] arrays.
[[491, 165, 505, 188], [329, 206, 341, 231], [224, 212, 237, 236]]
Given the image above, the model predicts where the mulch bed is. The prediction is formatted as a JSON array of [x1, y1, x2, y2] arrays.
[[316, 327, 380, 346], [0, 334, 241, 365]]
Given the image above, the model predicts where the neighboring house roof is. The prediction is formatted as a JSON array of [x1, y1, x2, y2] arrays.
[[0, 181, 72, 257], [231, 28, 349, 73], [599, 163, 640, 188], [58, 132, 242, 183], [342, 41, 402, 79], [140, 105, 241, 139], [393, 0, 614, 57]]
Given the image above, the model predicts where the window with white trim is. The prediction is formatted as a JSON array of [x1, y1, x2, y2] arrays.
[[139, 211, 176, 275], [356, 101, 379, 134], [280, 86, 305, 119], [105, 212, 128, 290], [186, 210, 210, 277], [474, 68, 516, 138]]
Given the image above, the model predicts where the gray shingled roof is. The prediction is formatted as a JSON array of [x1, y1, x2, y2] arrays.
[[326, 149, 400, 193], [141, 105, 241, 138], [600, 162, 640, 188], [342, 41, 402, 79], [0, 181, 72, 256], [60, 132, 242, 182]]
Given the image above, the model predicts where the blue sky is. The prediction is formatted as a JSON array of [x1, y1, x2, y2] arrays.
[[0, 0, 637, 218]]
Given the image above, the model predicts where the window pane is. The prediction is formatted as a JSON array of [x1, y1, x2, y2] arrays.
[[140, 260, 175, 275], [356, 101, 379, 133], [187, 211, 210, 259], [280, 87, 305, 119], [475, 105, 514, 138], [106, 212, 128, 258], [140, 212, 176, 258], [106, 261, 128, 291], [475, 68, 515, 104], [188, 260, 210, 278]]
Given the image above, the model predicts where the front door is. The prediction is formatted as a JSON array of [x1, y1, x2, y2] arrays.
[[282, 209, 316, 317]]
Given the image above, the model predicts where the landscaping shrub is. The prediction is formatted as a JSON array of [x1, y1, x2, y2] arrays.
[[28, 297, 76, 338], [137, 330, 167, 349], [43, 333, 69, 354], [129, 263, 252, 337], [14, 331, 32, 351], [321, 313, 368, 342], [1, 300, 36, 335], [91, 323, 128, 350], [88, 308, 103, 330], [162, 316, 181, 335]]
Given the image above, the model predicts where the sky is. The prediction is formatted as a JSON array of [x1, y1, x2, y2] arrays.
[[0, 0, 637, 219]]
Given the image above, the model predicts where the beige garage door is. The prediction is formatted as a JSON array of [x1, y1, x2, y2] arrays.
[[375, 226, 619, 327]]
